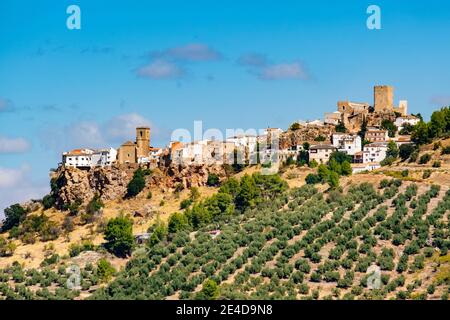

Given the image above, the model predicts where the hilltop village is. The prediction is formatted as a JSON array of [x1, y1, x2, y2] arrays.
[[61, 85, 419, 174]]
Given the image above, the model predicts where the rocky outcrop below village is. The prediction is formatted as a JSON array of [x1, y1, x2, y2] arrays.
[[279, 124, 336, 148], [51, 162, 227, 208]]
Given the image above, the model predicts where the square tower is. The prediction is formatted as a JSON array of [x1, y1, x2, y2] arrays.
[[374, 85, 394, 112], [136, 127, 150, 158]]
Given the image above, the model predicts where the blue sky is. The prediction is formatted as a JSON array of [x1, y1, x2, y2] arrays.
[[1, 0, 450, 215]]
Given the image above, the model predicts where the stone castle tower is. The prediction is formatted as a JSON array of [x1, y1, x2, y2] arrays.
[[136, 127, 150, 158], [374, 85, 394, 112]]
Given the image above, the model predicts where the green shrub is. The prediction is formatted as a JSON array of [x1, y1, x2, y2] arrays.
[[196, 279, 219, 300], [104, 215, 134, 257], [419, 153, 432, 164], [42, 195, 56, 210], [2, 204, 27, 232], [126, 168, 146, 198], [432, 161, 441, 168], [96, 259, 116, 282], [207, 173, 220, 187], [422, 169, 432, 179], [180, 199, 193, 209], [305, 173, 321, 185], [441, 146, 450, 155], [399, 144, 416, 161]]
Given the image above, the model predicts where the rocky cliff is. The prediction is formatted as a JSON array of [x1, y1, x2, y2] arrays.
[[51, 163, 227, 208], [280, 124, 336, 148]]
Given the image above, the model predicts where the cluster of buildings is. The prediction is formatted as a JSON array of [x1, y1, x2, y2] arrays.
[[62, 127, 162, 168], [61, 85, 420, 175], [316, 85, 419, 173]]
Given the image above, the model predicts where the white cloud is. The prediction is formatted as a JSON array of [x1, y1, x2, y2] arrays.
[[0, 164, 48, 217], [105, 113, 152, 142], [67, 121, 105, 148], [39, 113, 157, 153], [137, 43, 222, 80], [161, 43, 222, 62], [0, 165, 30, 188], [0, 136, 32, 153], [136, 59, 184, 79], [259, 62, 309, 80]]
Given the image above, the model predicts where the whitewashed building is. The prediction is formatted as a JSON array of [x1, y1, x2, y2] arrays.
[[351, 163, 381, 174], [332, 133, 362, 156], [91, 147, 117, 166], [62, 149, 94, 168], [309, 144, 337, 164], [363, 142, 388, 163], [63, 148, 117, 168], [395, 115, 420, 131]]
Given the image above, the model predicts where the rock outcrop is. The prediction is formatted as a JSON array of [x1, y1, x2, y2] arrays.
[[51, 162, 227, 208], [280, 125, 336, 148]]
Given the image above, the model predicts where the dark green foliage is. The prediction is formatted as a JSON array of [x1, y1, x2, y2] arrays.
[[381, 119, 397, 138], [206, 173, 220, 187], [423, 170, 432, 179], [297, 150, 309, 166], [305, 173, 321, 185], [432, 161, 441, 168], [335, 122, 347, 133], [314, 135, 326, 142], [42, 195, 56, 210], [441, 146, 450, 155], [126, 168, 146, 198], [419, 153, 432, 164], [399, 144, 416, 161], [104, 215, 134, 257], [168, 212, 189, 233], [2, 204, 27, 232], [386, 141, 399, 159], [180, 198, 193, 209]]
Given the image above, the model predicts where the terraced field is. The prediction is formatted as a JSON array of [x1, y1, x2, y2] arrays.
[[91, 179, 449, 300], [1, 178, 449, 300]]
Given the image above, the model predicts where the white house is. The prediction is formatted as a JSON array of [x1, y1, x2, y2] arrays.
[[63, 148, 117, 168], [309, 144, 337, 164], [91, 147, 117, 166], [395, 115, 420, 131], [226, 135, 257, 154], [62, 148, 94, 168], [332, 133, 362, 156], [363, 142, 388, 163], [149, 147, 162, 161], [351, 163, 381, 174]]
